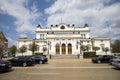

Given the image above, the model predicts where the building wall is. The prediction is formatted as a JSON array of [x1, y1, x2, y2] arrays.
[[92, 38, 111, 55], [0, 31, 8, 55], [17, 23, 111, 56]]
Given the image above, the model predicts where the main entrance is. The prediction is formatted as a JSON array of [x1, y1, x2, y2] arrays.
[[62, 44, 66, 54], [68, 43, 72, 54], [55, 43, 72, 55], [56, 43, 60, 54]]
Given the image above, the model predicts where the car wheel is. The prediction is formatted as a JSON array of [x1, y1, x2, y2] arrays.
[[97, 60, 101, 63], [22, 62, 27, 67], [39, 61, 42, 64]]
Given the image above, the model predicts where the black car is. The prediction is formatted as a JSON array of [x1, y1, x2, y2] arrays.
[[34, 56, 48, 64], [8, 56, 35, 67], [0, 59, 12, 72], [92, 55, 115, 63]]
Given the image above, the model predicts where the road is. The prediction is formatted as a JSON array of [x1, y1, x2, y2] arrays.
[[0, 59, 120, 80]]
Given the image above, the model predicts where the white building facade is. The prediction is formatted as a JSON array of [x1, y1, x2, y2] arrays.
[[17, 23, 111, 56]]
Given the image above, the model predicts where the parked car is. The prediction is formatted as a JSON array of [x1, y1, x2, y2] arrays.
[[112, 57, 120, 69], [8, 56, 35, 67], [34, 56, 48, 64], [92, 55, 115, 63], [0, 59, 12, 72], [110, 56, 119, 65]]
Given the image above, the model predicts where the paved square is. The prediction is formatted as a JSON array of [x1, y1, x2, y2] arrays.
[[0, 59, 120, 80]]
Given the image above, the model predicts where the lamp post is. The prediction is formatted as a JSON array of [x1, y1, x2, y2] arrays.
[[78, 41, 83, 59], [47, 41, 51, 55], [47, 41, 51, 59]]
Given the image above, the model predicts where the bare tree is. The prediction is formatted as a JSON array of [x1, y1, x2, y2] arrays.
[[80, 45, 86, 51], [9, 45, 17, 56], [103, 47, 109, 55], [92, 46, 100, 52], [29, 41, 38, 56], [18, 45, 27, 56], [0, 45, 4, 59]]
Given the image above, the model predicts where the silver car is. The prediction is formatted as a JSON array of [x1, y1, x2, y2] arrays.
[[112, 57, 120, 69]]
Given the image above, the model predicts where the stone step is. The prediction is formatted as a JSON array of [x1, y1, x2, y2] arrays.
[[50, 55, 79, 59]]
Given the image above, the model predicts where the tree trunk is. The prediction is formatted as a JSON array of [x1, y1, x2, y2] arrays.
[[22, 53, 23, 56], [32, 51, 34, 56], [105, 52, 107, 55]]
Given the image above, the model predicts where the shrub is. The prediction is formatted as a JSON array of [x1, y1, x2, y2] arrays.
[[83, 52, 96, 58]]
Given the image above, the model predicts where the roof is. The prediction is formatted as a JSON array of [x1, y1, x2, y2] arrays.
[[17, 37, 33, 41], [92, 37, 110, 40]]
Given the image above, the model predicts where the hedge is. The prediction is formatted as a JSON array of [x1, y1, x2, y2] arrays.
[[83, 52, 96, 58], [35, 53, 43, 56]]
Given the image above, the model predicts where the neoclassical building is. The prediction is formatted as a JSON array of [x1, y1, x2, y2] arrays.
[[17, 23, 111, 57]]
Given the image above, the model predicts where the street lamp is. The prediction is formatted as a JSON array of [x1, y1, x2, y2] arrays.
[[47, 41, 51, 55], [78, 41, 83, 59], [47, 41, 51, 59]]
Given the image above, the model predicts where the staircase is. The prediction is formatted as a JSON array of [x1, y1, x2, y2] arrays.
[[50, 55, 79, 59]]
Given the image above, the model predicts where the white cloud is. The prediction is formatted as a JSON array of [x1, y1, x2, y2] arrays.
[[0, 0, 41, 33], [19, 33, 28, 38], [45, 0, 120, 41]]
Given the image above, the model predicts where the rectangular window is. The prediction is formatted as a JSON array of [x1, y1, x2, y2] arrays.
[[81, 34, 83, 38], [84, 34, 86, 38], [40, 34, 44, 39]]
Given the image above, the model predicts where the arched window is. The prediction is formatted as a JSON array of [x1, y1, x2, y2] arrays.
[[68, 43, 72, 54], [62, 43, 66, 54]]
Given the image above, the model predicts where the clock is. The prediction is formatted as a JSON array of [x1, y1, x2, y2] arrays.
[[60, 25, 65, 29]]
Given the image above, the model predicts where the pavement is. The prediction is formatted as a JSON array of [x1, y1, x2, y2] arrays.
[[1, 58, 120, 80]]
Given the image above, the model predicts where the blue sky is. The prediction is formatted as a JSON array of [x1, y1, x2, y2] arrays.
[[0, 0, 120, 47]]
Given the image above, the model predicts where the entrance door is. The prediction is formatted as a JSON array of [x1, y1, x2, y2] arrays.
[[68, 43, 72, 54], [62, 44, 66, 54], [56, 44, 60, 54]]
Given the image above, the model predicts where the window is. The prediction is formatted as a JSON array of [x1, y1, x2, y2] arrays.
[[40, 34, 44, 39], [68, 39, 71, 40], [84, 34, 86, 38], [101, 40, 103, 42], [81, 34, 86, 38], [52, 32, 54, 34], [81, 34, 83, 38], [100, 44, 105, 51]]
